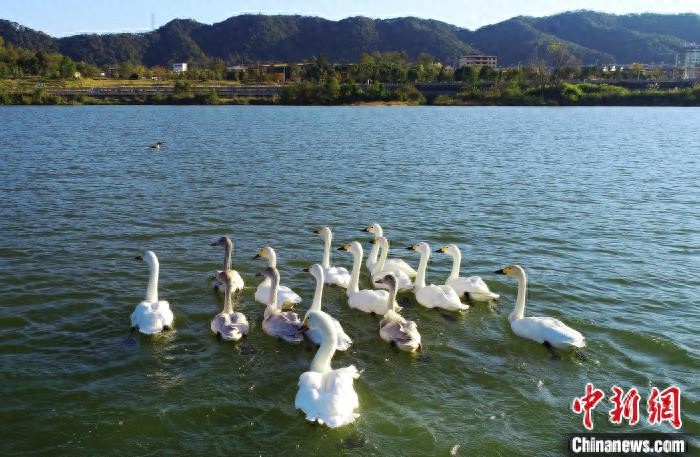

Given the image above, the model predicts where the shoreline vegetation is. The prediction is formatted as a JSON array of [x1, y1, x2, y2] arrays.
[[1, 80, 698, 107], [1, 37, 699, 107]]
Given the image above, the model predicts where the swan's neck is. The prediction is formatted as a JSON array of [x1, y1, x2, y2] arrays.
[[267, 250, 277, 269], [415, 250, 429, 289], [449, 250, 462, 280], [376, 243, 388, 273], [145, 260, 159, 303], [310, 327, 336, 373], [224, 241, 232, 271], [223, 279, 233, 313], [386, 283, 397, 313], [348, 249, 362, 295], [268, 273, 279, 309], [368, 239, 380, 265], [321, 234, 331, 269], [510, 272, 527, 321], [311, 274, 323, 311]]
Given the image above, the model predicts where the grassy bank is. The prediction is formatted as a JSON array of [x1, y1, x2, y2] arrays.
[[1, 80, 698, 106]]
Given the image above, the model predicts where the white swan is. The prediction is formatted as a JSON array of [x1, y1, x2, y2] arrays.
[[435, 244, 499, 301], [303, 264, 352, 351], [407, 242, 468, 311], [259, 267, 303, 343], [130, 251, 174, 334], [314, 227, 351, 288], [210, 236, 244, 295], [337, 242, 392, 315], [210, 271, 249, 341], [254, 246, 302, 309], [375, 274, 421, 352], [362, 223, 417, 278], [295, 310, 360, 428], [372, 237, 413, 292], [495, 265, 586, 351]]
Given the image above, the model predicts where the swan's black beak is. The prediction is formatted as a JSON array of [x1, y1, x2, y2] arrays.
[[405, 246, 414, 251], [255, 271, 264, 277], [253, 254, 261, 259], [434, 249, 443, 253], [374, 277, 384, 284], [494, 268, 506, 275], [313, 229, 319, 234], [134, 255, 144, 261], [337, 245, 347, 251], [369, 239, 375, 245], [300, 317, 309, 333], [361, 227, 370, 232], [210, 242, 218, 246], [302, 267, 310, 272]]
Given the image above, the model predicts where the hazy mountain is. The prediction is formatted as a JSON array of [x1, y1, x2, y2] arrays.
[[1, 11, 697, 67]]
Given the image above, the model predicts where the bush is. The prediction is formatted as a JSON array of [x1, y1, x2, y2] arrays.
[[173, 80, 193, 98], [392, 84, 425, 104], [204, 88, 220, 105], [561, 82, 583, 102]]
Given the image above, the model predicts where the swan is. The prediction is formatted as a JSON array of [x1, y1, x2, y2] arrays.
[[362, 223, 417, 278], [149, 141, 165, 149], [495, 265, 586, 352], [253, 246, 302, 309], [258, 267, 303, 343], [407, 242, 468, 311], [210, 236, 244, 295], [375, 274, 421, 352], [435, 244, 499, 301], [314, 227, 351, 288], [303, 264, 352, 350], [130, 251, 174, 334], [372, 237, 413, 292], [295, 310, 360, 428], [210, 271, 249, 341], [337, 242, 392, 315]]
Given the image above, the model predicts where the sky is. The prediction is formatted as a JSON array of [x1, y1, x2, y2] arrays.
[[2, 0, 699, 37]]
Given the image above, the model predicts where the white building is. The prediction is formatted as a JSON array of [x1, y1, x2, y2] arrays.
[[172, 63, 188, 73], [676, 44, 700, 79], [458, 54, 497, 69]]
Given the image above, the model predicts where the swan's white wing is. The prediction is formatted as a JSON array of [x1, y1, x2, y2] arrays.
[[305, 316, 353, 351], [255, 281, 302, 308], [213, 270, 244, 294], [131, 300, 173, 334], [263, 309, 303, 343], [384, 258, 417, 278], [373, 269, 413, 291], [211, 311, 249, 341], [447, 276, 499, 300], [295, 366, 360, 428], [416, 285, 468, 310], [324, 266, 351, 288], [348, 289, 390, 314], [511, 317, 586, 349]]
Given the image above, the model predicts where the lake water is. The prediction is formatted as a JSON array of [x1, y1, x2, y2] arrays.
[[0, 106, 698, 456]]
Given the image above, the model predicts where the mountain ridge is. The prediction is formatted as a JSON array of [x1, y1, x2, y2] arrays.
[[1, 10, 697, 67]]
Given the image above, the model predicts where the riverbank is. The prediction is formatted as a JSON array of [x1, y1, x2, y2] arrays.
[[1, 79, 698, 106]]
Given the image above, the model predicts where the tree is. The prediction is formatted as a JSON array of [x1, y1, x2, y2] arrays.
[[547, 42, 577, 85], [321, 76, 340, 103], [59, 56, 77, 78]]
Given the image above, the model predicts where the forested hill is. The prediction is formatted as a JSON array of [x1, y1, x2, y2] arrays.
[[1, 10, 698, 66]]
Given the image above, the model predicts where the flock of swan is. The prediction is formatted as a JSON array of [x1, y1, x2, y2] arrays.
[[130, 223, 586, 428]]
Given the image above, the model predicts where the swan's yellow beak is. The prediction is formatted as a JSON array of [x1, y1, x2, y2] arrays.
[[435, 246, 448, 253], [253, 248, 266, 259], [361, 225, 372, 233], [494, 267, 507, 275], [406, 244, 417, 251], [337, 244, 350, 251], [302, 266, 311, 272], [300, 317, 309, 332]]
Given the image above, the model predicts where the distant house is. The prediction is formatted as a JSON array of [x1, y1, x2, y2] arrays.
[[458, 54, 497, 69], [676, 44, 700, 79], [172, 63, 188, 73], [74, 71, 81, 79]]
